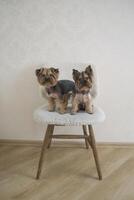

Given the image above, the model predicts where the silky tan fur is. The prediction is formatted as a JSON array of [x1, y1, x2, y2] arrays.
[[71, 65, 94, 114], [35, 67, 75, 114]]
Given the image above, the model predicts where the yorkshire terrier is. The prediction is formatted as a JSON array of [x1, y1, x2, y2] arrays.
[[71, 65, 94, 114], [35, 67, 75, 114]]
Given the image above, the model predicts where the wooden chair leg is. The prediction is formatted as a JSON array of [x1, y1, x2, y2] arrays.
[[36, 124, 53, 179], [47, 125, 55, 148], [88, 125, 102, 180], [82, 125, 89, 149]]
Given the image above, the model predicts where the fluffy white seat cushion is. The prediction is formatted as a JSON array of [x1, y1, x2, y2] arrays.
[[34, 105, 105, 126]]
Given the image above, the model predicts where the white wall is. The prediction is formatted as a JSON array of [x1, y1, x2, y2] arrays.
[[0, 0, 134, 142]]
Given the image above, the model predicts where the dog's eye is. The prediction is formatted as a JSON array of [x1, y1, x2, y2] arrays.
[[50, 74, 55, 78]]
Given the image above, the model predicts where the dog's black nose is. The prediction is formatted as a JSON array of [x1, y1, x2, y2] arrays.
[[45, 77, 50, 81], [80, 79, 86, 85]]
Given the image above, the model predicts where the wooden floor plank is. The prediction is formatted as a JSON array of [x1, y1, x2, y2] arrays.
[[0, 144, 134, 200]]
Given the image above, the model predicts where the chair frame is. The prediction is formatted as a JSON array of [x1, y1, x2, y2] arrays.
[[36, 124, 102, 180]]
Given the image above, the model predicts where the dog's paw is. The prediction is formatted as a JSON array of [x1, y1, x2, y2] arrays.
[[87, 111, 93, 114], [58, 109, 66, 114], [48, 108, 55, 112], [70, 111, 77, 115], [59, 112, 66, 114], [86, 109, 93, 114], [86, 106, 93, 114]]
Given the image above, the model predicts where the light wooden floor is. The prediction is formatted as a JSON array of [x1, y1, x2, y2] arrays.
[[0, 142, 134, 200]]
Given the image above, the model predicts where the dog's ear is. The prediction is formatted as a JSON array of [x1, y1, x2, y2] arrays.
[[35, 68, 44, 76], [72, 69, 80, 81], [50, 67, 59, 74], [85, 65, 93, 76]]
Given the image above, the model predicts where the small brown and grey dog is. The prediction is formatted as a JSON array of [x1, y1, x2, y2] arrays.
[[71, 65, 94, 114], [35, 67, 75, 114]]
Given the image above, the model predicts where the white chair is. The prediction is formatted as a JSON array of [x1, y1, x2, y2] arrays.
[[34, 63, 105, 180]]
